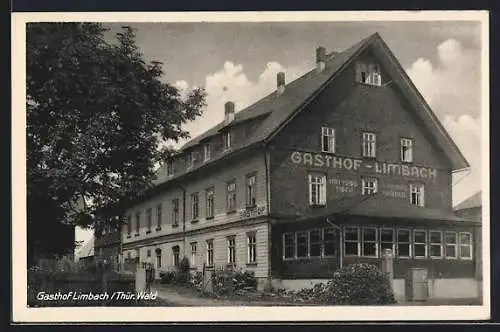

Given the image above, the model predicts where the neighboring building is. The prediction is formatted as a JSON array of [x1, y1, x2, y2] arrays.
[[94, 221, 121, 269], [120, 33, 480, 300], [454, 191, 482, 281]]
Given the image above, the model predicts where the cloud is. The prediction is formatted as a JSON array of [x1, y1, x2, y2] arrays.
[[178, 60, 311, 147], [406, 38, 481, 119], [406, 39, 482, 206]]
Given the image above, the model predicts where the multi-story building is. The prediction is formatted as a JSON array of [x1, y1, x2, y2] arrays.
[[120, 33, 481, 300]]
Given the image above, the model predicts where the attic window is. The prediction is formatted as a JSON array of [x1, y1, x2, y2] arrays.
[[223, 131, 231, 151], [356, 63, 381, 86]]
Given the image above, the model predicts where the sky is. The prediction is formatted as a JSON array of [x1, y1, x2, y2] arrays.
[[76, 20, 484, 250]]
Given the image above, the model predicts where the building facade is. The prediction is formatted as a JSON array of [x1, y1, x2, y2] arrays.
[[120, 33, 481, 300]]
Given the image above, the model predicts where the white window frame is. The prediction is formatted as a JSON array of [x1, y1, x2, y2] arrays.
[[156, 251, 162, 268], [206, 239, 214, 266], [186, 153, 193, 170], [344, 226, 360, 256], [296, 231, 309, 258], [204, 144, 211, 162], [190, 242, 197, 266], [429, 230, 443, 259], [357, 62, 381, 86], [362, 177, 378, 195], [309, 228, 323, 258], [397, 228, 411, 258], [459, 232, 473, 260], [283, 232, 296, 260], [362, 132, 377, 158], [308, 173, 327, 206], [380, 227, 395, 255], [323, 227, 336, 257], [246, 174, 256, 207], [361, 227, 378, 258], [172, 246, 180, 267], [247, 233, 257, 264], [401, 138, 413, 162], [206, 188, 215, 219], [410, 183, 425, 207], [321, 127, 335, 153], [227, 236, 236, 264], [445, 231, 458, 259], [226, 181, 236, 212], [190, 192, 199, 220], [413, 229, 428, 259]]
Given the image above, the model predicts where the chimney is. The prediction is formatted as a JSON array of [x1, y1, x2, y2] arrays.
[[276, 72, 285, 95], [316, 46, 326, 73], [224, 101, 235, 125]]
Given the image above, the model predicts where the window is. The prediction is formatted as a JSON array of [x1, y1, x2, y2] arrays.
[[362, 227, 378, 257], [206, 188, 214, 219], [146, 208, 152, 232], [459, 232, 473, 259], [296, 231, 309, 258], [310, 229, 322, 257], [190, 242, 197, 266], [172, 246, 180, 267], [362, 177, 378, 195], [309, 173, 326, 206], [323, 228, 336, 256], [397, 229, 411, 258], [380, 228, 395, 254], [401, 138, 413, 162], [227, 236, 236, 264], [283, 232, 295, 259], [362, 132, 377, 157], [172, 199, 179, 226], [167, 160, 174, 177], [206, 240, 214, 266], [247, 233, 257, 264], [429, 231, 443, 258], [156, 203, 162, 230], [413, 230, 427, 258], [190, 193, 199, 221], [147, 249, 151, 257], [357, 63, 381, 86], [135, 212, 140, 235], [156, 249, 162, 268], [126, 216, 132, 236], [223, 131, 231, 151], [410, 183, 425, 207], [204, 144, 211, 162], [321, 127, 335, 153], [344, 227, 360, 256], [445, 231, 458, 259], [246, 174, 256, 207], [227, 180, 236, 212]]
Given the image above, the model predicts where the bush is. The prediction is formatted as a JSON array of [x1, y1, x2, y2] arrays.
[[321, 263, 396, 305], [211, 266, 258, 295], [189, 271, 204, 291]]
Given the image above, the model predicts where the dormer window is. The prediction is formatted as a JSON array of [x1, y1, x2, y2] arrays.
[[204, 144, 211, 162], [166, 159, 174, 177], [356, 62, 381, 86], [223, 131, 231, 151]]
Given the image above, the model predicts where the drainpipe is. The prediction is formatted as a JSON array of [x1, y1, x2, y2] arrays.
[[180, 185, 187, 258], [263, 142, 272, 288]]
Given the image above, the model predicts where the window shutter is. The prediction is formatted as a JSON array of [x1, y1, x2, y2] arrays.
[[321, 175, 327, 204], [308, 174, 313, 205]]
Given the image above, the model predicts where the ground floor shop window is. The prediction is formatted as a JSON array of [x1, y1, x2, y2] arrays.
[[459, 232, 473, 259], [283, 232, 295, 259], [413, 230, 427, 259], [445, 231, 458, 259], [397, 229, 411, 258], [282, 227, 336, 259], [296, 231, 309, 258], [429, 231, 443, 258], [344, 227, 360, 256], [362, 227, 378, 257], [380, 228, 395, 254]]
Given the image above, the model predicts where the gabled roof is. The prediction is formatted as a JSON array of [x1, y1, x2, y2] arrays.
[[156, 32, 469, 185], [454, 191, 482, 211]]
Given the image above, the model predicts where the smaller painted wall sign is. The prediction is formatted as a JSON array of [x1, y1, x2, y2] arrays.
[[290, 151, 437, 179], [329, 178, 358, 194], [238, 205, 266, 220]]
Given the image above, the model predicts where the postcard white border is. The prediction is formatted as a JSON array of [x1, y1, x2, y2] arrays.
[[12, 10, 490, 323]]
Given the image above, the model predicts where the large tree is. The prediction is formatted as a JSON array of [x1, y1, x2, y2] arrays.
[[27, 23, 205, 261]]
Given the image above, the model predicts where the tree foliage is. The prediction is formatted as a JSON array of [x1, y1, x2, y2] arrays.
[[27, 23, 206, 235]]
